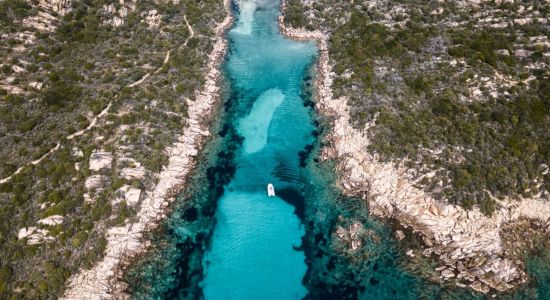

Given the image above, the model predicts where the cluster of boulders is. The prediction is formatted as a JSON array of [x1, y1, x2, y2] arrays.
[[84, 150, 113, 199], [101, 0, 137, 28], [334, 222, 365, 252], [37, 0, 72, 15], [19, 0, 71, 33], [17, 227, 54, 245], [141, 10, 162, 28], [119, 156, 146, 180], [17, 215, 65, 245]]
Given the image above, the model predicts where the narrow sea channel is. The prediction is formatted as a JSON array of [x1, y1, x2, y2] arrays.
[[199, 0, 316, 298], [123, 1, 550, 299], [125, 0, 316, 298]]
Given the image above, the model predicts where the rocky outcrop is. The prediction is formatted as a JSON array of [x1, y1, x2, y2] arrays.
[[38, 215, 65, 226], [142, 10, 161, 28], [38, 0, 72, 15], [62, 1, 233, 299], [120, 166, 145, 180], [334, 222, 366, 252], [279, 0, 550, 294], [19, 0, 71, 33], [89, 151, 113, 172], [85, 175, 104, 190], [101, 0, 136, 28], [17, 227, 54, 245], [114, 185, 141, 207]]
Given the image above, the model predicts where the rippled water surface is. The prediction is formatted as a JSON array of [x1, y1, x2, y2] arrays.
[[199, 1, 318, 298]]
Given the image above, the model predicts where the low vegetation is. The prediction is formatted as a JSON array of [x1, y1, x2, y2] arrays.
[[285, 0, 550, 215], [0, 0, 225, 298]]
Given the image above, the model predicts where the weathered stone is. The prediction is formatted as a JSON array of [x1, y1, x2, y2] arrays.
[[514, 49, 530, 58], [124, 187, 142, 206], [349, 223, 362, 238], [89, 151, 113, 172], [441, 268, 455, 278], [85, 175, 104, 190], [38, 215, 64, 226], [351, 240, 361, 251], [394, 230, 406, 241], [470, 281, 490, 294], [120, 166, 145, 180], [18, 227, 37, 239]]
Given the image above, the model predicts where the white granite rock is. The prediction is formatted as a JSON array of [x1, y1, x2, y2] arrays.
[[120, 166, 145, 180], [142, 10, 161, 28], [18, 227, 37, 239], [38, 215, 64, 226], [395, 230, 405, 241], [17, 227, 53, 245], [85, 175, 104, 190], [89, 151, 113, 172]]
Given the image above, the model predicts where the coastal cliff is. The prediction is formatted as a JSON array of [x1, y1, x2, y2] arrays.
[[61, 1, 233, 298], [279, 0, 550, 295]]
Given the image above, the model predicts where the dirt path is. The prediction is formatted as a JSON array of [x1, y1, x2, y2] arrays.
[[0, 15, 197, 184], [0, 46, 173, 184], [494, 70, 535, 85], [184, 14, 195, 46]]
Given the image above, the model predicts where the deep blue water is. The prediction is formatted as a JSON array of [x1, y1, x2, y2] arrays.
[[123, 1, 550, 299]]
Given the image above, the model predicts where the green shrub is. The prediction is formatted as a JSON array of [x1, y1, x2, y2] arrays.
[[42, 81, 82, 109], [0, 0, 31, 25]]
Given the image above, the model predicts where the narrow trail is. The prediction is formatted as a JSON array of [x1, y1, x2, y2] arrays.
[[0, 46, 172, 184], [153, 51, 171, 75], [0, 102, 113, 184], [128, 73, 150, 87], [67, 102, 113, 140], [494, 70, 535, 85], [184, 14, 195, 46]]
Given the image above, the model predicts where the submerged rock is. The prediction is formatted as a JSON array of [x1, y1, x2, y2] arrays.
[[394, 230, 405, 241]]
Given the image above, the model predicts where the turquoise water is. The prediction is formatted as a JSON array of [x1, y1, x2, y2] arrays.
[[123, 1, 550, 299], [201, 1, 316, 298]]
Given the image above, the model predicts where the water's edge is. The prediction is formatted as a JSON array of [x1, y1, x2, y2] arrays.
[[62, 1, 234, 297], [123, 2, 315, 297], [122, 2, 421, 298], [121, 1, 549, 299], [277, 1, 550, 299]]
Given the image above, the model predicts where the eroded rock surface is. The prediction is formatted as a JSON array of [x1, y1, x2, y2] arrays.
[[89, 151, 114, 172]]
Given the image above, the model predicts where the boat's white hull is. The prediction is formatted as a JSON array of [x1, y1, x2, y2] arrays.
[[267, 183, 275, 197]]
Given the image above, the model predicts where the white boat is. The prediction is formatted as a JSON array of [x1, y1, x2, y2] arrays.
[[267, 183, 275, 197]]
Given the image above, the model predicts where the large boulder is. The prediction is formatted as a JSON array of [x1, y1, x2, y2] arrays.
[[89, 151, 113, 172]]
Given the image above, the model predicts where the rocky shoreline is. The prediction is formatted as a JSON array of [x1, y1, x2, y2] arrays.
[[61, 1, 233, 299], [278, 0, 550, 295]]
